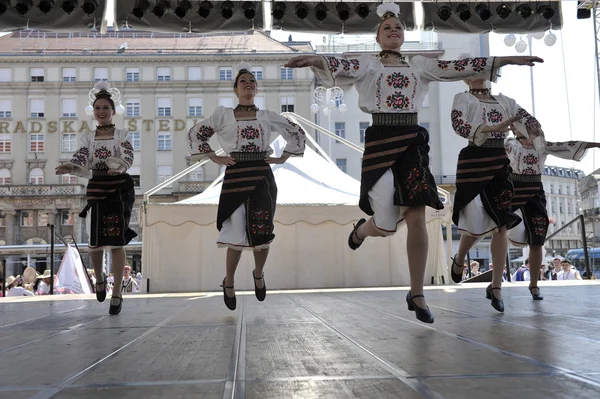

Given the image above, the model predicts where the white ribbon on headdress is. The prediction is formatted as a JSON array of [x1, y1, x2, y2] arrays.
[[376, 1, 401, 18], [85, 81, 125, 115], [235, 62, 254, 74]]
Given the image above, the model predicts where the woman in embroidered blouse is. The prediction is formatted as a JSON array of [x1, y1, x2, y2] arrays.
[[284, 3, 542, 324], [55, 83, 136, 316], [187, 64, 306, 311], [505, 126, 599, 298]]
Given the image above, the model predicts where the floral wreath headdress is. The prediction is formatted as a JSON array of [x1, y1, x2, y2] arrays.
[[235, 61, 255, 80], [85, 81, 125, 115], [377, 1, 401, 23]]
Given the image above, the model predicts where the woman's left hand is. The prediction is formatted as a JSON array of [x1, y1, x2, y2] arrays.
[[266, 156, 288, 164], [507, 56, 544, 66]]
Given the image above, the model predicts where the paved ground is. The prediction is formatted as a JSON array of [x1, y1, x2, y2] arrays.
[[1, 281, 600, 399]]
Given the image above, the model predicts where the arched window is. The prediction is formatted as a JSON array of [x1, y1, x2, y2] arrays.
[[29, 168, 44, 185], [24, 237, 47, 245], [0, 168, 10, 185]]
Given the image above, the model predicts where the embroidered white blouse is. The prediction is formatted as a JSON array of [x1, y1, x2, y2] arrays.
[[69, 129, 134, 171], [451, 92, 537, 145], [187, 106, 306, 161], [311, 55, 500, 114], [505, 136, 587, 175]]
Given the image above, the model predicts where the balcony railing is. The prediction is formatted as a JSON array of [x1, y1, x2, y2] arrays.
[[0, 184, 84, 196], [176, 181, 211, 193]]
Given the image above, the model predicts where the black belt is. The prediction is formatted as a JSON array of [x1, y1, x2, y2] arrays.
[[229, 151, 268, 162], [511, 173, 542, 183], [371, 113, 418, 127], [468, 139, 505, 148]]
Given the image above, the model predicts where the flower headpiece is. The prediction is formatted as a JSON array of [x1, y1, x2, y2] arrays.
[[85, 81, 125, 116], [235, 61, 255, 78], [377, 1, 401, 22]]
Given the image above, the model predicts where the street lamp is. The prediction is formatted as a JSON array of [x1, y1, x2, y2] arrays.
[[311, 86, 347, 157]]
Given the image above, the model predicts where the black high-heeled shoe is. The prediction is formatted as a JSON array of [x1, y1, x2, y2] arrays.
[[221, 278, 236, 311], [348, 218, 367, 250], [95, 280, 107, 303], [406, 291, 434, 324], [253, 270, 266, 302], [449, 254, 463, 284], [108, 296, 123, 315], [529, 286, 544, 300], [485, 284, 504, 313]]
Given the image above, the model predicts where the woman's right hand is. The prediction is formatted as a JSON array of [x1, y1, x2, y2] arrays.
[[55, 164, 73, 175], [209, 155, 236, 166], [284, 56, 322, 69]]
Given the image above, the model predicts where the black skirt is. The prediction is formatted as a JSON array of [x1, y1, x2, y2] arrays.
[[80, 171, 137, 248], [360, 124, 443, 216], [453, 141, 521, 231], [216, 160, 277, 248], [511, 173, 549, 246]]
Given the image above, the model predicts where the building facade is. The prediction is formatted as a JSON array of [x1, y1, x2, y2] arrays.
[[0, 30, 315, 275]]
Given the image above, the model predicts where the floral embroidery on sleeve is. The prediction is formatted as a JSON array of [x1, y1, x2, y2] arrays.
[[451, 109, 472, 138], [516, 107, 538, 127], [120, 140, 134, 167], [70, 147, 89, 167], [437, 60, 451, 69], [188, 124, 216, 154], [325, 56, 360, 75]]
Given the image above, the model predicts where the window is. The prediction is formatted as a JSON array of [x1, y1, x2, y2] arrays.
[[37, 211, 47, 226], [559, 202, 563, 213], [280, 96, 295, 113], [335, 122, 346, 142], [567, 202, 572, 214], [157, 67, 171, 81], [0, 68, 11, 82], [29, 133, 44, 152], [29, 99, 45, 118], [550, 184, 554, 194], [126, 99, 140, 117], [157, 165, 172, 184], [336, 159, 347, 173], [29, 168, 44, 184], [189, 169, 204, 181], [251, 67, 263, 80], [558, 185, 562, 194], [21, 211, 34, 227], [157, 97, 172, 117], [254, 96, 265, 110], [62, 67, 76, 82], [0, 134, 10, 153], [280, 67, 294, 80], [126, 67, 140, 82], [61, 210, 74, 226], [0, 168, 11, 184], [0, 99, 11, 118], [219, 97, 233, 108], [129, 167, 141, 187], [359, 122, 369, 143], [158, 132, 172, 151], [94, 67, 108, 82], [61, 98, 77, 117], [188, 66, 201, 80], [219, 67, 233, 81], [30, 67, 44, 82], [131, 132, 141, 151], [61, 175, 77, 184], [566, 185, 571, 195], [188, 97, 203, 116], [62, 133, 77, 152]]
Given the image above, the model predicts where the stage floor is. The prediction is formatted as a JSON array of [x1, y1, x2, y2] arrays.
[[1, 281, 600, 399]]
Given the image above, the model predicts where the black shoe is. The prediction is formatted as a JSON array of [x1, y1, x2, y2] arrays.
[[348, 218, 367, 250], [406, 291, 434, 324], [449, 254, 463, 284], [529, 286, 544, 300], [108, 296, 123, 315], [486, 284, 504, 313], [95, 280, 107, 303], [253, 270, 266, 302], [221, 278, 236, 311]]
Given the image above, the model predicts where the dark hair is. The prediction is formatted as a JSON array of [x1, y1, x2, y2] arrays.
[[233, 69, 256, 89], [525, 258, 529, 265], [93, 90, 116, 110]]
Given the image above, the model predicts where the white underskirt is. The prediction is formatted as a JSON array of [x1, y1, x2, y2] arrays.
[[368, 169, 409, 232], [457, 194, 499, 237], [507, 209, 527, 247], [217, 204, 271, 251]]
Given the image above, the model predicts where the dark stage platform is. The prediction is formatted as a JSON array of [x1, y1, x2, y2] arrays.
[[1, 281, 600, 399]]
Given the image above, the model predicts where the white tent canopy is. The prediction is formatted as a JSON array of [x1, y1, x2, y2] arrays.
[[142, 136, 451, 292]]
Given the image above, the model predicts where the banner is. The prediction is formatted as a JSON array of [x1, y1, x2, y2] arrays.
[[56, 244, 93, 295]]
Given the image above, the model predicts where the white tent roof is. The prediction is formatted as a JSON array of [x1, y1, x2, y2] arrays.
[[178, 136, 360, 206]]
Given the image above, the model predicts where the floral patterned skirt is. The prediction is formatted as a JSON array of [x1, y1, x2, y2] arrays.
[[359, 124, 443, 217], [453, 146, 521, 234], [83, 173, 137, 249], [508, 174, 548, 246], [216, 161, 277, 248]]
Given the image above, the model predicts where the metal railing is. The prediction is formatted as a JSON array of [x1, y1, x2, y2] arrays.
[[546, 214, 591, 278]]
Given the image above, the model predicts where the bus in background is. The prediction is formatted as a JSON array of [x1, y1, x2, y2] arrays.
[[566, 248, 600, 279]]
